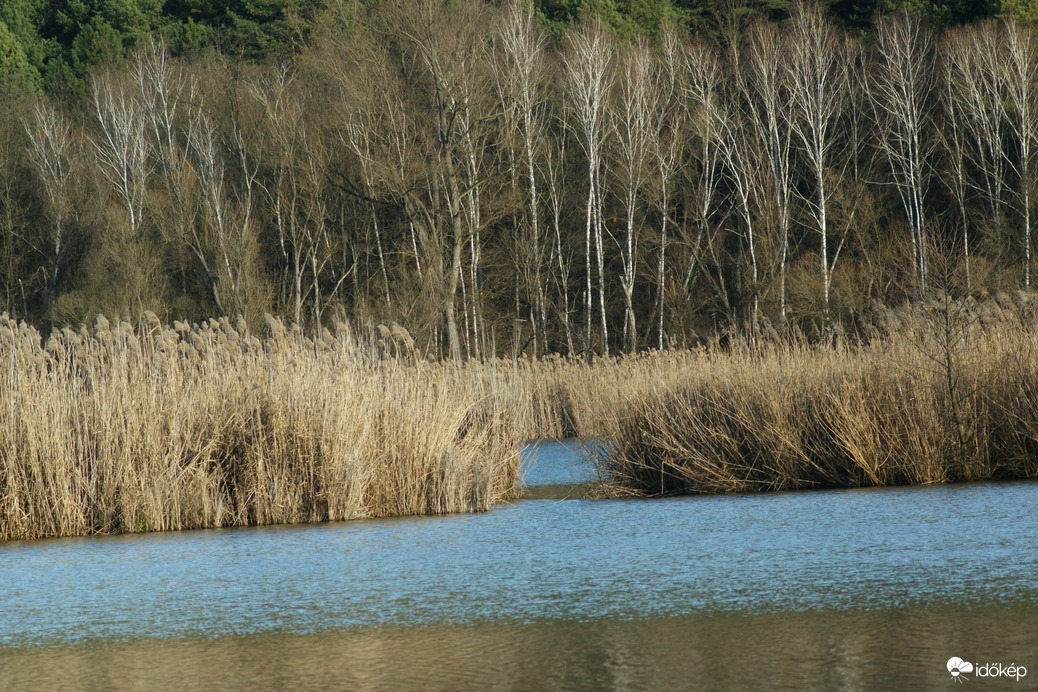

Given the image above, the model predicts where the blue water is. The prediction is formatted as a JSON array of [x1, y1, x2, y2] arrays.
[[1, 441, 1035, 650], [519, 438, 601, 485]]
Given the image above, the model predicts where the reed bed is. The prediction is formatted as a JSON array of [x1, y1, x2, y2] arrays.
[[479, 350, 701, 441], [7, 293, 1038, 540], [602, 294, 1038, 495], [0, 314, 518, 540]]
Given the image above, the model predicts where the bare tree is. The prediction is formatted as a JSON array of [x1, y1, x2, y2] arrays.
[[497, 1, 549, 355], [298, 123, 333, 326], [324, 28, 415, 316], [131, 40, 195, 297], [610, 40, 657, 352], [947, 22, 1008, 277], [248, 64, 336, 326], [871, 10, 938, 292], [91, 72, 150, 239], [132, 41, 183, 174], [380, 88, 422, 284], [1003, 17, 1038, 286], [650, 25, 688, 348], [680, 39, 724, 310], [383, 0, 496, 360], [185, 108, 264, 318], [341, 109, 391, 308], [455, 51, 498, 360], [786, 2, 848, 319], [544, 123, 575, 354], [718, 76, 763, 324], [134, 42, 195, 287], [720, 15, 798, 326], [329, 24, 438, 340], [564, 18, 614, 355], [23, 100, 76, 314], [843, 34, 871, 189], [248, 63, 309, 323], [939, 29, 974, 289], [185, 108, 227, 314], [742, 19, 794, 324]]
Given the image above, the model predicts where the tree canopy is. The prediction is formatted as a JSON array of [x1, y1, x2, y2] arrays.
[[0, 0, 1024, 98]]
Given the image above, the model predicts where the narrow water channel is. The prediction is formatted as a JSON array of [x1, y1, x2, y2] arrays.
[[2, 441, 1036, 690]]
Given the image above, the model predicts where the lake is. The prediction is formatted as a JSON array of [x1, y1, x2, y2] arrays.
[[2, 440, 1035, 689]]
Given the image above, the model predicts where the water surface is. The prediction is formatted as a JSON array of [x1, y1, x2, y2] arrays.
[[2, 441, 1036, 689]]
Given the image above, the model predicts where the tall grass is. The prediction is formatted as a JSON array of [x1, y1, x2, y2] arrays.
[[601, 294, 1038, 495], [0, 314, 518, 540], [483, 350, 701, 441], [7, 294, 1038, 540]]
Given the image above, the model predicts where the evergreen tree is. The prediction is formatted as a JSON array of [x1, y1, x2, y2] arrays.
[[1003, 0, 1038, 25], [0, 19, 40, 95]]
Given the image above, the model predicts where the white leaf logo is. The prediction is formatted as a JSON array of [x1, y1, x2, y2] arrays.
[[947, 657, 974, 679]]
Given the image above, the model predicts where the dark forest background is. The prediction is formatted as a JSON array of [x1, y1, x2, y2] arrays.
[[1, 0, 1037, 357]]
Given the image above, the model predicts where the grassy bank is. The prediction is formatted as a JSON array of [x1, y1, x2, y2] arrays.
[[602, 295, 1038, 495], [0, 314, 518, 540]]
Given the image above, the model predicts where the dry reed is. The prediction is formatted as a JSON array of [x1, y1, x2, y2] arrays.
[[8, 293, 1038, 540], [601, 294, 1038, 495], [0, 314, 518, 540]]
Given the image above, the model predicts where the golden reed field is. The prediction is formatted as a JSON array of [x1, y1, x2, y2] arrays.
[[0, 313, 522, 540], [604, 293, 1038, 495], [4, 292, 1038, 540]]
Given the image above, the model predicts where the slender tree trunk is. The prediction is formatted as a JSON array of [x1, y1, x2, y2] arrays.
[[594, 162, 609, 355], [658, 184, 668, 350], [817, 163, 830, 316], [584, 160, 594, 351], [446, 224, 465, 361]]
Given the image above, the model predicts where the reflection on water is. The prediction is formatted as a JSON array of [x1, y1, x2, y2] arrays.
[[2, 440, 1036, 690], [4, 601, 1033, 688], [3, 607, 1035, 690]]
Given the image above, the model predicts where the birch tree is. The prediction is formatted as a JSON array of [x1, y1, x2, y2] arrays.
[[328, 31, 409, 314], [947, 22, 1008, 273], [23, 100, 76, 314], [544, 108, 575, 354], [743, 20, 794, 323], [185, 108, 264, 319], [1003, 17, 1038, 286], [939, 29, 974, 289], [497, 2, 549, 355], [786, 2, 848, 318], [564, 18, 613, 355], [91, 72, 150, 239], [131, 40, 193, 297], [680, 39, 723, 309], [610, 40, 657, 352], [248, 63, 308, 323], [341, 107, 391, 308], [650, 25, 688, 348], [718, 76, 763, 324], [872, 10, 937, 292], [387, 0, 495, 360]]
